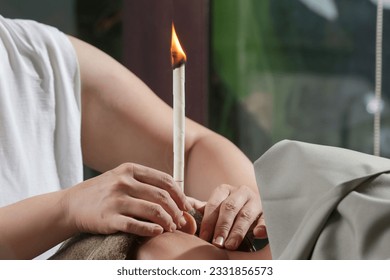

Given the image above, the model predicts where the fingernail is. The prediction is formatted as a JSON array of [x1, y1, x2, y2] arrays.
[[151, 226, 164, 235], [179, 216, 187, 228], [254, 225, 267, 237], [258, 225, 266, 232], [225, 238, 238, 250], [213, 236, 224, 247]]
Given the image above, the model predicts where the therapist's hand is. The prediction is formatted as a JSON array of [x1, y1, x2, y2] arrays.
[[64, 163, 191, 236], [197, 184, 266, 250]]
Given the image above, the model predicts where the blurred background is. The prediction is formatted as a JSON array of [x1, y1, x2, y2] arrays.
[[2, 0, 390, 163]]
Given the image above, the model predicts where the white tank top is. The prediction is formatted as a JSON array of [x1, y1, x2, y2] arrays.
[[0, 15, 83, 258]]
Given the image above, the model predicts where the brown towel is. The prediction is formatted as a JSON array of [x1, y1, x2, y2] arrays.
[[49, 232, 140, 260], [49, 209, 256, 260]]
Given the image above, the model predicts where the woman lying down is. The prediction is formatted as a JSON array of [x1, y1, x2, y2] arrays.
[[135, 210, 271, 260], [50, 207, 271, 260], [52, 140, 390, 260], [140, 140, 390, 260]]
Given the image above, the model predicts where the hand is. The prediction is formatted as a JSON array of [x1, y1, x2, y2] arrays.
[[63, 163, 192, 236], [198, 184, 266, 250], [186, 196, 206, 211]]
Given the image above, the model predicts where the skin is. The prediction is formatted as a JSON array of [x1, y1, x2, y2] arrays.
[[136, 213, 272, 260], [73, 34, 267, 247], [136, 231, 271, 260], [0, 34, 265, 259]]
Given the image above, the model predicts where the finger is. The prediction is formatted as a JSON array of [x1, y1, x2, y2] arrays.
[[132, 164, 192, 211], [113, 215, 164, 236], [128, 180, 187, 228], [186, 196, 206, 213], [123, 198, 177, 232], [223, 202, 257, 250], [253, 214, 268, 239], [199, 185, 231, 242], [212, 190, 249, 248]]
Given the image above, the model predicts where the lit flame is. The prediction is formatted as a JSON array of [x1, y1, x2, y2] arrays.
[[171, 23, 187, 68]]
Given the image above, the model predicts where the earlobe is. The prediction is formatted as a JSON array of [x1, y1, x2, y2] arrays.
[[179, 211, 197, 235]]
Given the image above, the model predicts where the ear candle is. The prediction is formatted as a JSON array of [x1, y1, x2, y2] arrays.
[[171, 23, 187, 192]]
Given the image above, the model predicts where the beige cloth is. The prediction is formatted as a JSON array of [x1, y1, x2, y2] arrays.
[[49, 233, 140, 260], [254, 140, 390, 259]]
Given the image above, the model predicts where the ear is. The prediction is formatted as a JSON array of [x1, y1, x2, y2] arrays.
[[179, 211, 197, 235]]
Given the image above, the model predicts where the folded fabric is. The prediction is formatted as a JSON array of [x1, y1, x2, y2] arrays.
[[254, 140, 390, 259], [49, 233, 139, 260]]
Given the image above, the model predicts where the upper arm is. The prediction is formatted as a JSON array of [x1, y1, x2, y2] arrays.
[[67, 35, 210, 173]]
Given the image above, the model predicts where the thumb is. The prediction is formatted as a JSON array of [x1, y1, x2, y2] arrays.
[[186, 196, 206, 214]]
